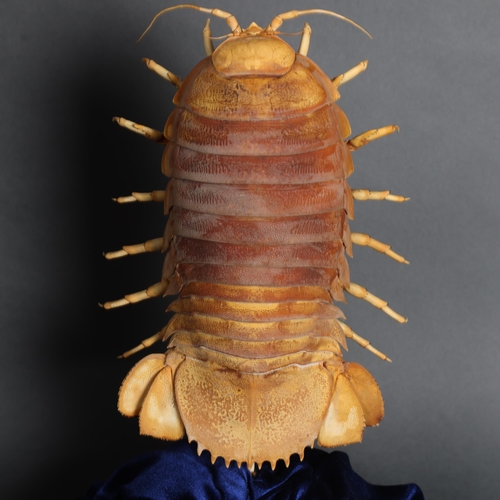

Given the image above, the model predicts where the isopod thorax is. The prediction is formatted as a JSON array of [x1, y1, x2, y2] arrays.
[[102, 4, 408, 469]]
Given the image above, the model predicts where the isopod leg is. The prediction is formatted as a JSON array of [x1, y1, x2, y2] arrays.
[[100, 281, 167, 310], [336, 320, 391, 362], [112, 116, 166, 143], [351, 232, 409, 264], [112, 190, 165, 204], [351, 189, 409, 202], [142, 58, 183, 88], [203, 18, 214, 56], [331, 60, 368, 87], [345, 282, 407, 323], [118, 329, 166, 359], [104, 237, 163, 260], [101, 241, 175, 309], [297, 22, 312, 56], [347, 125, 399, 151]]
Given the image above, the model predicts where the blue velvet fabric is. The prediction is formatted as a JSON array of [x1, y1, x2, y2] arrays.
[[83, 440, 424, 499]]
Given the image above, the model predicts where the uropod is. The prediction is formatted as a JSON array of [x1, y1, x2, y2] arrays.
[[102, 4, 409, 469]]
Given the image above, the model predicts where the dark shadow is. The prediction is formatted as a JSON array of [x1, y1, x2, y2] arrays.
[[4, 32, 183, 500]]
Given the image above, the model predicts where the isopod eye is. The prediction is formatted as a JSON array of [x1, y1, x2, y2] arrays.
[[212, 36, 295, 77]]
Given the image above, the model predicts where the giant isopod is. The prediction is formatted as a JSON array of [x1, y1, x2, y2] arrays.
[[102, 4, 409, 469]]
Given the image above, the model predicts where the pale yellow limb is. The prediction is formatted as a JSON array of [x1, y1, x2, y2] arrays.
[[346, 282, 408, 323], [142, 58, 183, 88], [337, 321, 391, 362], [112, 191, 165, 204], [138, 5, 242, 41], [203, 19, 215, 56], [104, 237, 163, 260], [331, 60, 368, 87], [99, 281, 167, 310], [351, 232, 409, 264], [112, 117, 165, 142], [266, 9, 371, 39], [352, 189, 409, 202], [347, 125, 399, 151], [297, 23, 312, 56], [118, 330, 166, 359]]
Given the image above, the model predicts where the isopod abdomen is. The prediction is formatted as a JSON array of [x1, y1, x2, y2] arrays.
[[105, 5, 408, 469]]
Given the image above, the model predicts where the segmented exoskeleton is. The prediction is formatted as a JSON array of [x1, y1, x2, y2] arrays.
[[103, 5, 409, 469]]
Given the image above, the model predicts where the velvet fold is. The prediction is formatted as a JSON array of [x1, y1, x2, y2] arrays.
[[83, 440, 424, 500]]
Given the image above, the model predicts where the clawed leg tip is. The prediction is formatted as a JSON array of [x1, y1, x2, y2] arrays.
[[99, 301, 117, 310]]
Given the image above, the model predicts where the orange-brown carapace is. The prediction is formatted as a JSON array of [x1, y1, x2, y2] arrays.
[[106, 5, 407, 470]]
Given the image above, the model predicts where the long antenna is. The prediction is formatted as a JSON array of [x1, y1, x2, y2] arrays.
[[266, 9, 371, 39], [137, 4, 241, 42]]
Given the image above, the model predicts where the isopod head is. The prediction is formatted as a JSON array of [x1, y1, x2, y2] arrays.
[[212, 23, 296, 77]]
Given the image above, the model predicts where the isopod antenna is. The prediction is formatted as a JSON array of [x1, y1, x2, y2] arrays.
[[137, 4, 242, 41], [265, 9, 371, 39]]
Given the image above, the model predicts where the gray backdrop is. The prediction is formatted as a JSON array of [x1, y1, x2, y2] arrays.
[[2, 1, 499, 499]]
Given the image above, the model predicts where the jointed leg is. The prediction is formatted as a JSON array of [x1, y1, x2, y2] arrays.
[[331, 60, 368, 87], [298, 22, 312, 56], [112, 116, 165, 142], [351, 189, 409, 202], [142, 58, 183, 88], [346, 282, 407, 323], [203, 18, 215, 56], [337, 320, 391, 362], [111, 191, 165, 204], [118, 329, 166, 359], [99, 281, 167, 310], [347, 125, 399, 151], [351, 232, 408, 264], [104, 237, 163, 260]]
